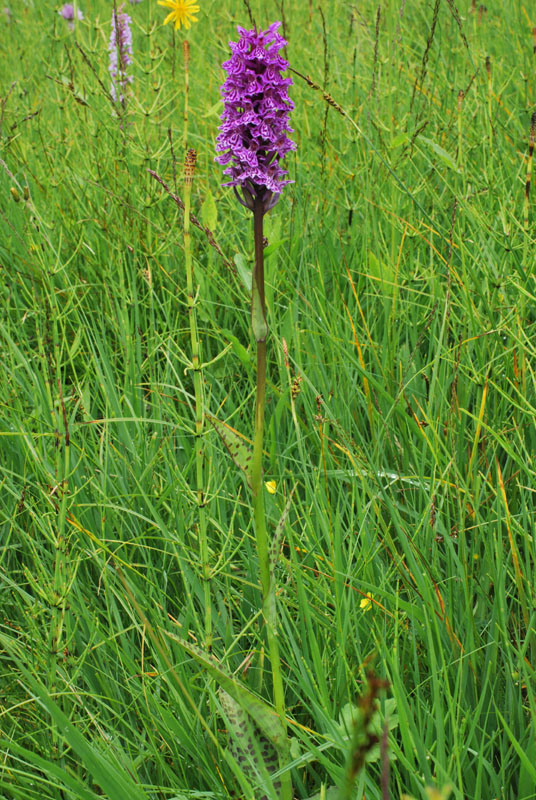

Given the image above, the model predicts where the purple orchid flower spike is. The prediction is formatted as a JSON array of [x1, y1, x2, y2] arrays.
[[59, 3, 83, 21], [216, 21, 296, 214], [109, 4, 133, 104], [58, 3, 83, 29]]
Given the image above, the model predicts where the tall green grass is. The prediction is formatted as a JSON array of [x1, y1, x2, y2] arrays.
[[1, 1, 535, 799]]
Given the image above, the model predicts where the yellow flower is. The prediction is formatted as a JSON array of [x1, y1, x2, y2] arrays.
[[265, 480, 277, 495], [360, 593, 373, 612], [157, 0, 200, 30]]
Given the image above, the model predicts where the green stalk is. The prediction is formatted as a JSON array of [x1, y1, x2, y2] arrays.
[[486, 56, 492, 146], [183, 40, 190, 152], [183, 150, 211, 648], [523, 112, 535, 269], [457, 89, 464, 179], [250, 197, 291, 800], [520, 112, 535, 402], [46, 444, 69, 671], [485, 55, 493, 181], [46, 377, 72, 774]]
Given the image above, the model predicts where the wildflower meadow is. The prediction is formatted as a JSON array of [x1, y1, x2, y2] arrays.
[[1, 2, 535, 799]]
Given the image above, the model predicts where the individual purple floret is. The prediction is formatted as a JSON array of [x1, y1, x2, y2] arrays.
[[215, 21, 296, 213], [58, 3, 83, 28], [109, 4, 133, 104]]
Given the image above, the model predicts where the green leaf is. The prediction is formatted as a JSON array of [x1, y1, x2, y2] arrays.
[[81, 381, 92, 419], [289, 738, 301, 761], [219, 689, 280, 800], [269, 486, 295, 579], [390, 132, 408, 149], [368, 250, 395, 291], [417, 135, 459, 172], [234, 252, 252, 292], [251, 277, 268, 342], [220, 328, 251, 367], [201, 188, 218, 232], [68, 325, 83, 360], [207, 412, 254, 486], [306, 788, 339, 800], [263, 238, 286, 258], [203, 99, 223, 118], [337, 698, 398, 764], [163, 631, 287, 751]]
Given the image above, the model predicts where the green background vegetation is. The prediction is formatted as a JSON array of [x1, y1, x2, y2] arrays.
[[1, 1, 535, 798]]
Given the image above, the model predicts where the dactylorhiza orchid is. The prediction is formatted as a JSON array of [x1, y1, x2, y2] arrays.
[[58, 3, 83, 30], [109, 5, 133, 104], [216, 21, 296, 214], [215, 23, 296, 800]]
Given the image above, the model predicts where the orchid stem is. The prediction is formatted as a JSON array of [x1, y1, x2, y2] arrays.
[[250, 198, 291, 800]]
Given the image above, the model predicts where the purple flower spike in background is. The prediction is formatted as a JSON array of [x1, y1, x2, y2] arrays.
[[59, 3, 83, 20], [109, 4, 133, 104], [216, 21, 296, 214], [59, 3, 83, 29]]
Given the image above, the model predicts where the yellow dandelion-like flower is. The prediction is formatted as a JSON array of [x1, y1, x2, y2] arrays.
[[360, 593, 373, 612], [157, 0, 200, 30], [265, 480, 277, 495]]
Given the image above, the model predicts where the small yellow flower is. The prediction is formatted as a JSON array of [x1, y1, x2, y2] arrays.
[[157, 0, 200, 30], [265, 480, 277, 495], [360, 593, 373, 612]]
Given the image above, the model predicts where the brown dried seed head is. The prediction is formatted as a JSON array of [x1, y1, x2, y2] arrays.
[[291, 375, 303, 400], [282, 337, 289, 368], [183, 40, 190, 65], [184, 148, 197, 186]]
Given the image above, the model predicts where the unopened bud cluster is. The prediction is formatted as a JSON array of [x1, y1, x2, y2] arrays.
[[184, 148, 197, 186]]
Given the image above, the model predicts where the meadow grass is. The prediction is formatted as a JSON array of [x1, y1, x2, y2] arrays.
[[1, 1, 535, 799]]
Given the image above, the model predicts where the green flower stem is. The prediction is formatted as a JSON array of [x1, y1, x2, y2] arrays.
[[523, 112, 535, 273], [251, 198, 291, 800], [183, 40, 190, 152], [46, 378, 72, 765], [46, 441, 70, 690], [183, 152, 211, 649]]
